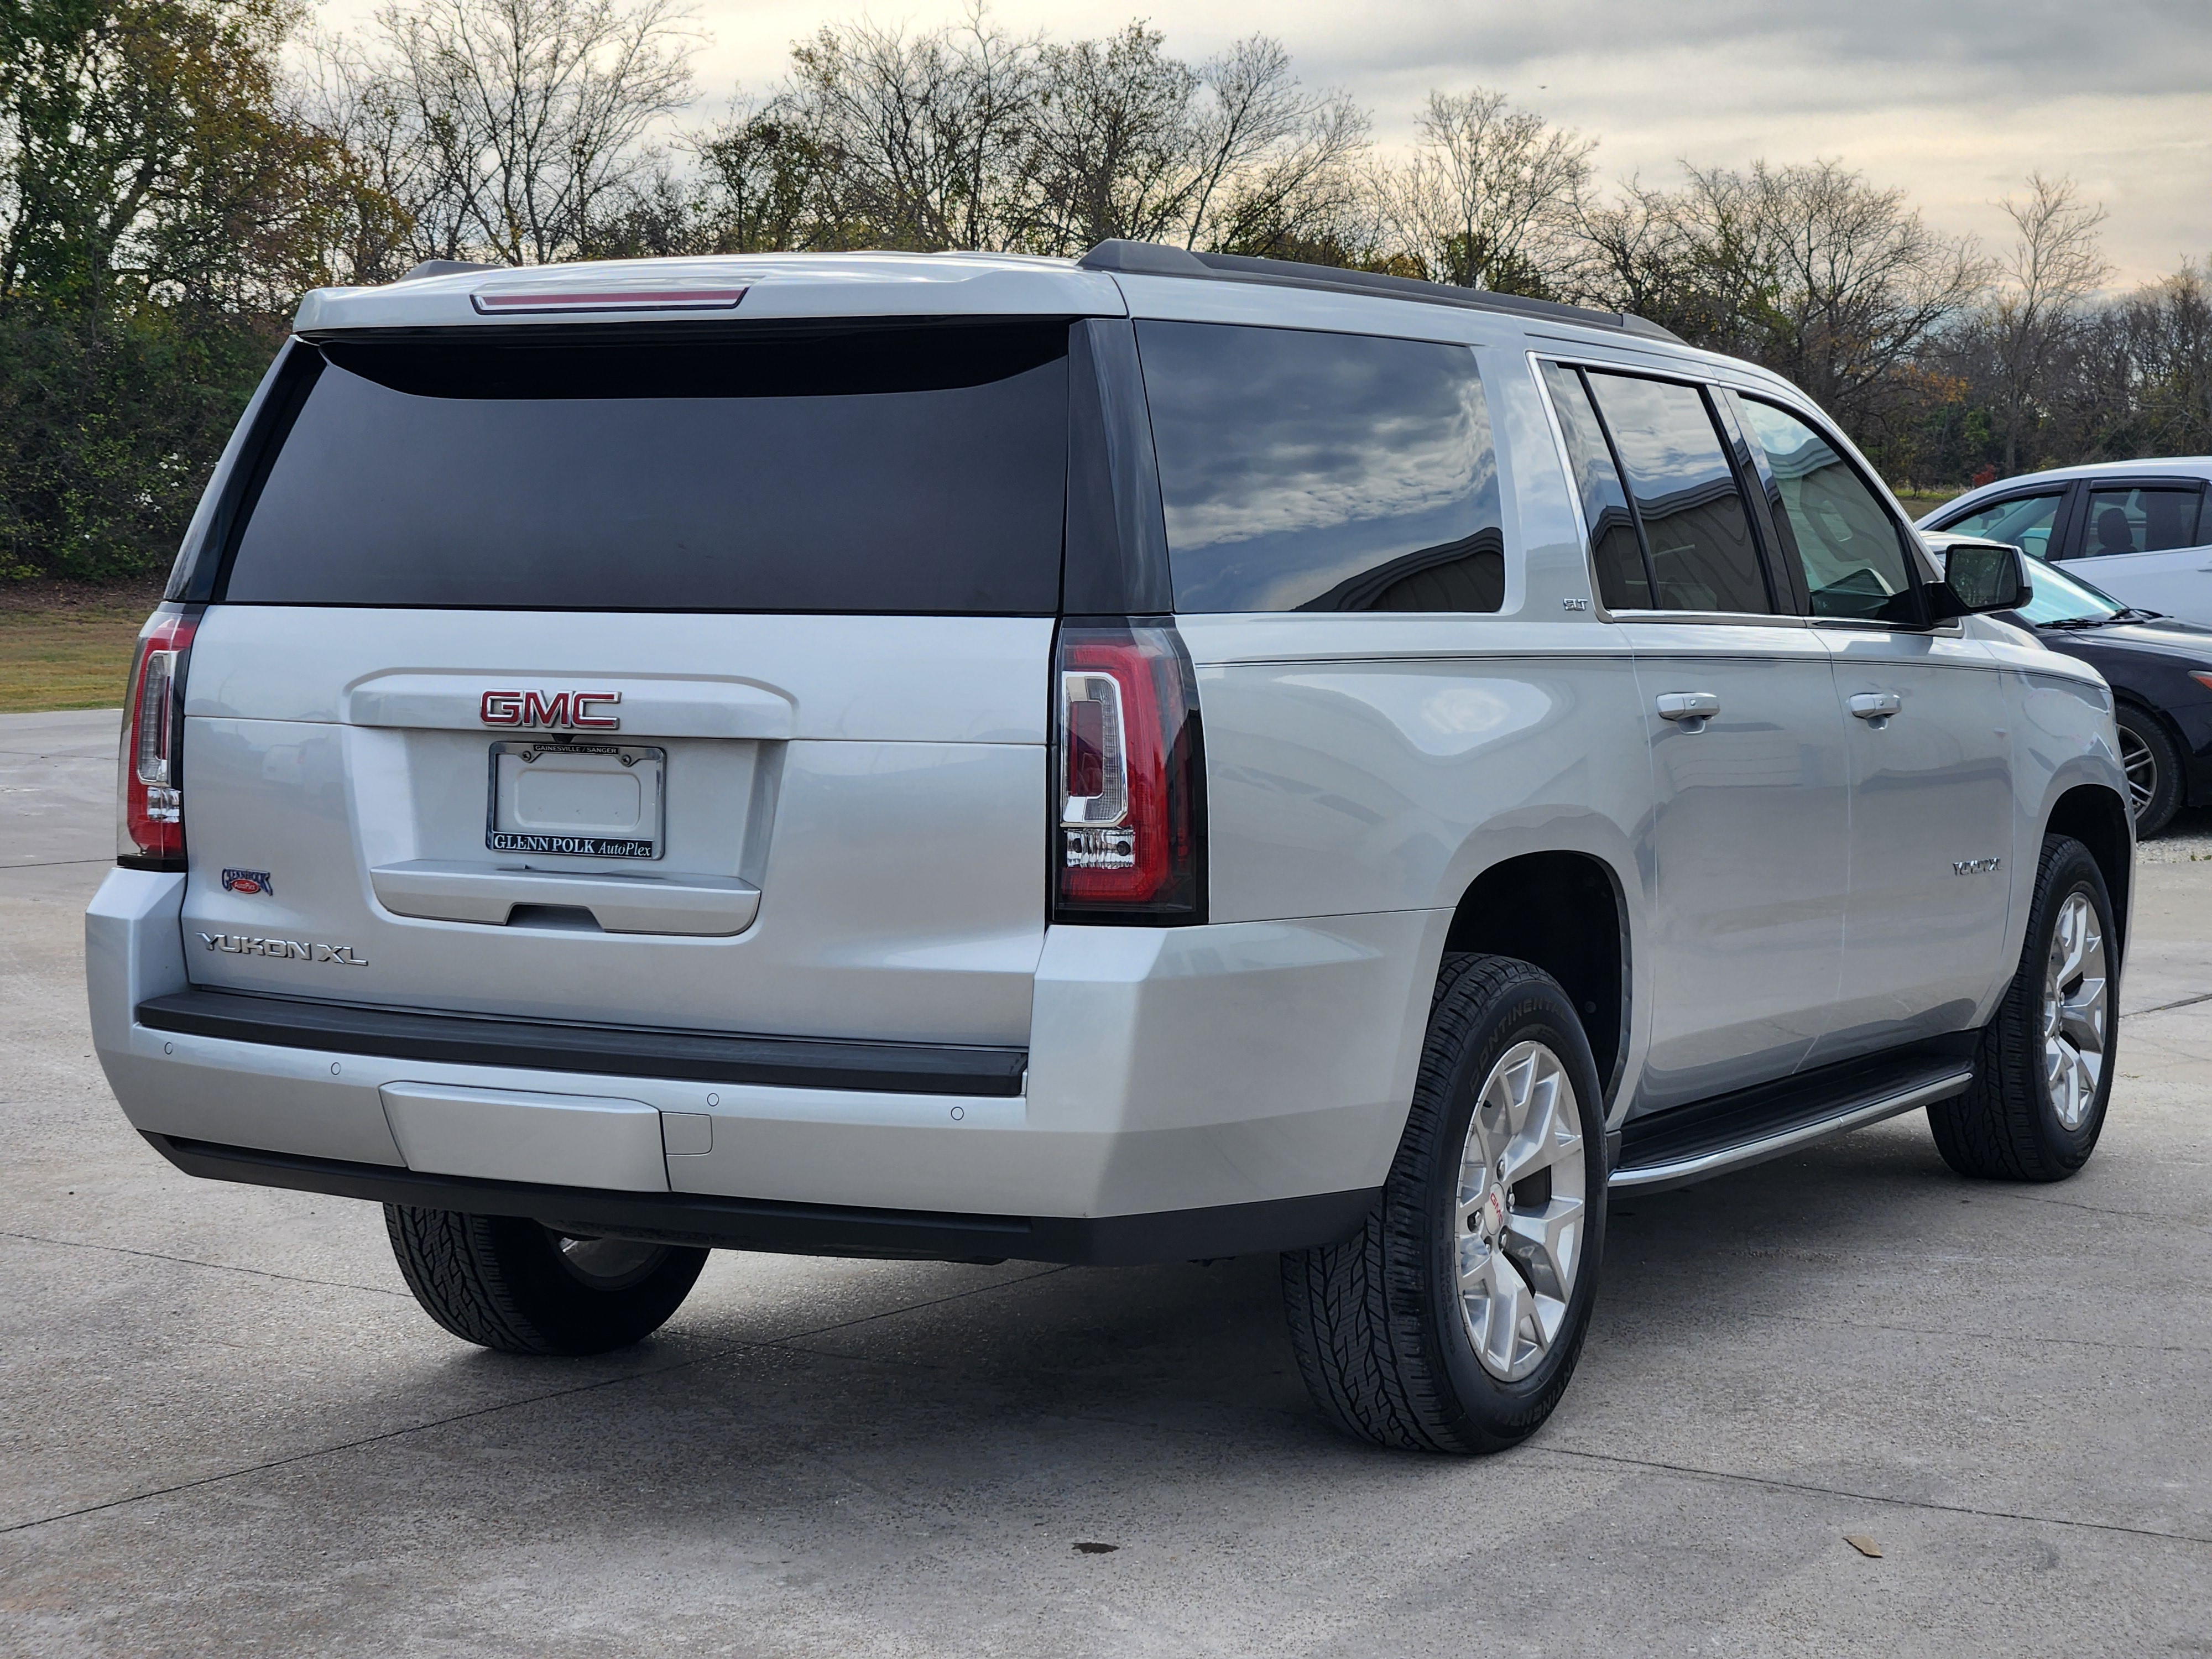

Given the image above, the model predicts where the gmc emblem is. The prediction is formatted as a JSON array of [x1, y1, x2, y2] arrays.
[[479, 689, 622, 731]]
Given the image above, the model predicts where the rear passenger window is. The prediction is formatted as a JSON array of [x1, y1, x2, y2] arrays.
[[1736, 399, 1919, 623], [1541, 363, 1651, 609], [1138, 322, 1504, 613], [1583, 372, 1771, 614], [2081, 487, 2205, 558]]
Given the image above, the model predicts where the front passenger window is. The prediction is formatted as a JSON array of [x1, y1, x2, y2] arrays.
[[1736, 399, 1919, 623]]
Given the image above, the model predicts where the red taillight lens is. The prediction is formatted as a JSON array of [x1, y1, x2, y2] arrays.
[[1053, 620, 1205, 922], [117, 606, 197, 868]]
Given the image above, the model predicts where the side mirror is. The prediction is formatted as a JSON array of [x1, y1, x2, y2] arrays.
[[1928, 540, 2032, 619]]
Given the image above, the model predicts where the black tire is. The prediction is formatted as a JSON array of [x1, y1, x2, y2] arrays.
[[1928, 834, 2117, 1182], [384, 1205, 708, 1355], [2115, 705, 2182, 838], [1280, 953, 1608, 1454]]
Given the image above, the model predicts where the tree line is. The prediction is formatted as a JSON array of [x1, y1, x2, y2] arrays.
[[4, 0, 2207, 582]]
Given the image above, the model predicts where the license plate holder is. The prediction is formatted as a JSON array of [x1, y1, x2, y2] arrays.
[[486, 740, 665, 860]]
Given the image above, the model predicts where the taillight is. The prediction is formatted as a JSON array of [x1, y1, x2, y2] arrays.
[[117, 606, 199, 869], [1053, 619, 1205, 923]]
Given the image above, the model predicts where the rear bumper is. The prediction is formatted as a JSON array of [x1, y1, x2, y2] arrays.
[[90, 869, 1442, 1260], [140, 1133, 1376, 1264]]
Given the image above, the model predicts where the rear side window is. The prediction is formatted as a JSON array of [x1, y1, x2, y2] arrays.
[[1583, 372, 1771, 614], [2081, 486, 2205, 558], [222, 325, 1070, 612], [1940, 491, 2066, 561], [1137, 321, 1504, 613], [1541, 363, 1651, 609], [1735, 399, 1918, 623]]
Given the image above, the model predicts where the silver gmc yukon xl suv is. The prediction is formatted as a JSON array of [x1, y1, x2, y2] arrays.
[[89, 241, 2132, 1453]]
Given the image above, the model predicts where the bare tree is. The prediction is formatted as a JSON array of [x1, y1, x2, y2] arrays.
[[1180, 37, 1367, 255], [1015, 22, 1198, 252], [367, 0, 699, 266], [778, 7, 1040, 251], [1384, 88, 1593, 294], [1672, 160, 1986, 425], [1990, 173, 2110, 471]]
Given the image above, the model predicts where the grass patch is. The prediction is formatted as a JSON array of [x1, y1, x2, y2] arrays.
[[1895, 489, 1963, 517], [0, 606, 145, 713]]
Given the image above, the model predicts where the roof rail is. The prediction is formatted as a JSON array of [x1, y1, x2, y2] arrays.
[[1074, 239, 1684, 343]]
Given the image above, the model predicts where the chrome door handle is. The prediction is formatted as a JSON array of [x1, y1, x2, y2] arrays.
[[1849, 692, 1901, 721], [1656, 692, 1720, 722]]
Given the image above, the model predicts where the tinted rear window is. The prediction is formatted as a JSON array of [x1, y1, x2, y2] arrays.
[[222, 325, 1070, 612], [1137, 321, 1504, 613]]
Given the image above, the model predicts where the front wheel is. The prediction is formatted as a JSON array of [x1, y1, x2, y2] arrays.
[[1929, 834, 2117, 1182], [385, 1205, 708, 1355], [1281, 954, 1607, 1453]]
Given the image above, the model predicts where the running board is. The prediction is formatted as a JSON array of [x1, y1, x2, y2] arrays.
[[1611, 1055, 1975, 1193]]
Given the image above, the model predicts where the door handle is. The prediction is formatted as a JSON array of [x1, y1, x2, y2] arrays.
[[1849, 692, 1901, 724], [1656, 692, 1720, 723]]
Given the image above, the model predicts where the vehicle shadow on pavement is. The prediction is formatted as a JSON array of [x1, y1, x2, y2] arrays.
[[390, 1110, 1980, 1474]]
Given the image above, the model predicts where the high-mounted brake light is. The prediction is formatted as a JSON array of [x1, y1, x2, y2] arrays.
[[468, 288, 748, 315], [117, 606, 199, 869], [1053, 620, 1205, 923]]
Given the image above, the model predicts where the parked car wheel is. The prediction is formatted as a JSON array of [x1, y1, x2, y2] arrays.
[[385, 1205, 708, 1355], [1928, 835, 2117, 1182], [1280, 954, 1607, 1453], [2114, 705, 2183, 837]]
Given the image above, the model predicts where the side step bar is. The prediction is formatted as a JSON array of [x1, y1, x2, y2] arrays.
[[1611, 1053, 1975, 1193]]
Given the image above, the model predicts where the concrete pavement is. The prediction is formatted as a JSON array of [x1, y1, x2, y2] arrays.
[[3, 709, 2208, 1656]]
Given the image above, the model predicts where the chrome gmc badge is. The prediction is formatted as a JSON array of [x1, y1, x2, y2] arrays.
[[479, 689, 622, 731]]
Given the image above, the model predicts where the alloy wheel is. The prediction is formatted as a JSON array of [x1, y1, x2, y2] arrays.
[[2116, 725, 2158, 823], [1454, 1040, 1588, 1381], [2041, 890, 2108, 1131]]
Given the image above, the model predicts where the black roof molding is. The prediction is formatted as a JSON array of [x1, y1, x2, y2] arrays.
[[1076, 238, 1685, 343], [398, 258, 503, 282]]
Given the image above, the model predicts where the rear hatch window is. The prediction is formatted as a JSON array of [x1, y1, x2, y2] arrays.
[[223, 323, 1070, 612]]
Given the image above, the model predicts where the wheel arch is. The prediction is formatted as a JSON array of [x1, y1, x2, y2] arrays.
[[1441, 851, 1631, 1109], [2045, 782, 2132, 962]]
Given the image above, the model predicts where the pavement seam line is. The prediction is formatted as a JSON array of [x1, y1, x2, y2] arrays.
[[0, 1263, 1070, 1537], [0, 1227, 414, 1298], [2126, 988, 2212, 1018], [1533, 1444, 2212, 1546]]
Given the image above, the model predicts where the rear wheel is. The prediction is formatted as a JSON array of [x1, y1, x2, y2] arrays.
[[1280, 954, 1607, 1453], [385, 1205, 708, 1355], [2115, 706, 2182, 837], [1929, 834, 2116, 1182]]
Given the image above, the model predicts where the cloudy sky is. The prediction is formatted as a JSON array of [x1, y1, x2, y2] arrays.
[[322, 0, 2212, 285]]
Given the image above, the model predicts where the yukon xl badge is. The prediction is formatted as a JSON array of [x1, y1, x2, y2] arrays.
[[479, 689, 621, 731], [221, 868, 273, 896], [198, 932, 368, 966]]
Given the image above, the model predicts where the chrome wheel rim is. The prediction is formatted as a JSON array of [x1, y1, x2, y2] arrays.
[[2041, 891, 2108, 1131], [2117, 726, 2158, 822], [1454, 1040, 1588, 1382], [550, 1232, 666, 1290]]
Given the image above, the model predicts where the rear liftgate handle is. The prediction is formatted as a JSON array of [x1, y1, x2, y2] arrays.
[[1655, 691, 1720, 733], [1849, 691, 1902, 730]]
